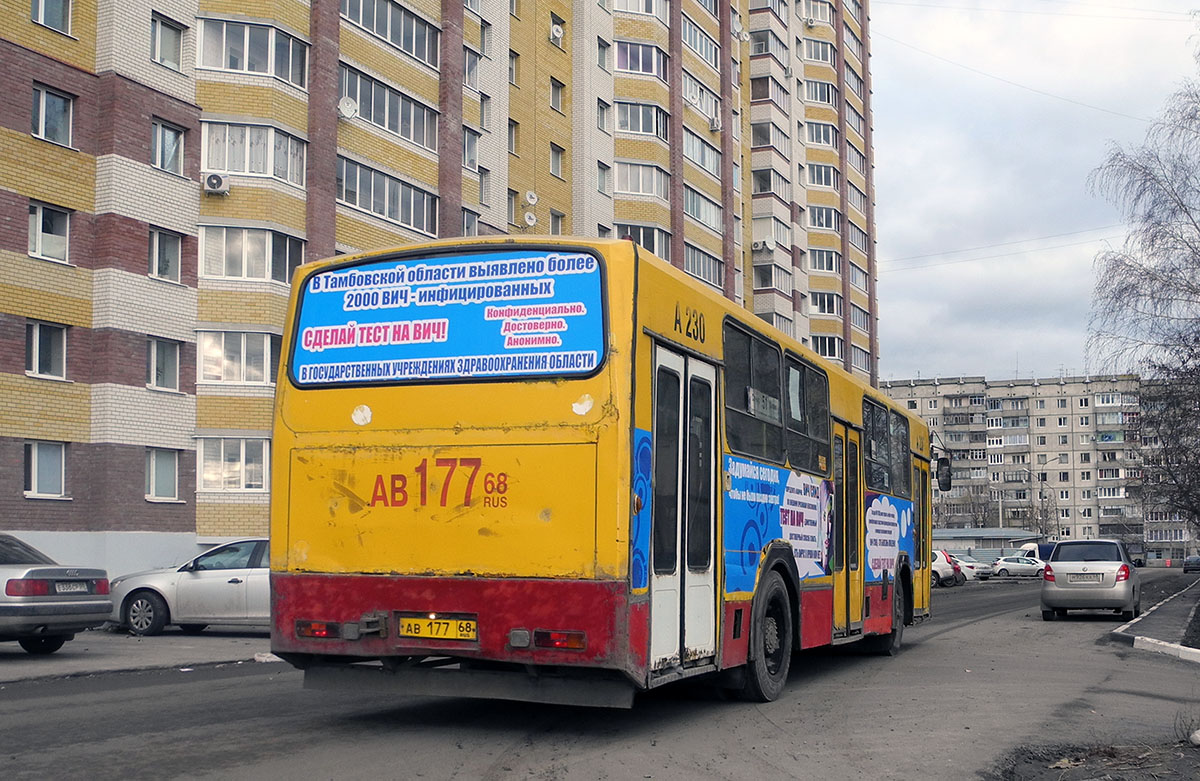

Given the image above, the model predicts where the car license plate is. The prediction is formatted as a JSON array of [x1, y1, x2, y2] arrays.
[[398, 616, 477, 641], [55, 581, 88, 593], [1069, 573, 1103, 583]]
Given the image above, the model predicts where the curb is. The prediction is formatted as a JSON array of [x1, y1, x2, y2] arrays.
[[1110, 579, 1200, 664]]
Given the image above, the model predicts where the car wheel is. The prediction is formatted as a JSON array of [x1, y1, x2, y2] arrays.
[[179, 624, 208, 635], [18, 636, 67, 655], [126, 590, 169, 636], [739, 569, 793, 703], [1035, 569, 1044, 579], [931, 571, 940, 588], [1041, 609, 1055, 622], [954, 572, 966, 586], [997, 568, 1009, 577]]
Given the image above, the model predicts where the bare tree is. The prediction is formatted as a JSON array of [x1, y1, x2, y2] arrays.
[[1090, 62, 1200, 538]]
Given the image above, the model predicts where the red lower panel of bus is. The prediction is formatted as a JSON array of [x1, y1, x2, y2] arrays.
[[272, 573, 634, 671], [862, 584, 893, 636], [799, 588, 834, 649]]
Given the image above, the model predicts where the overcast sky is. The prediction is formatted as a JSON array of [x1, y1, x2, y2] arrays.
[[870, 0, 1199, 382]]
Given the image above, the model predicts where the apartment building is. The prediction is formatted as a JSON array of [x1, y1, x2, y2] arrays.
[[3, 0, 875, 569], [883, 375, 1197, 563]]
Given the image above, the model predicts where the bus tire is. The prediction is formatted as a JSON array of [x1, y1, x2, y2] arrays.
[[864, 580, 906, 656], [739, 569, 793, 703]]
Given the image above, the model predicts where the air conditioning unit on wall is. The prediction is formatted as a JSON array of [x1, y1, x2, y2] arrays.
[[203, 173, 230, 195], [752, 239, 774, 252]]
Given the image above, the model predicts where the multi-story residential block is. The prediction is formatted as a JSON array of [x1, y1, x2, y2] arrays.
[[883, 374, 1197, 564], [3, 0, 876, 570]]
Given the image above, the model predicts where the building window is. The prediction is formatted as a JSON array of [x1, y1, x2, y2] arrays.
[[812, 335, 843, 360], [507, 189, 518, 224], [149, 228, 182, 283], [151, 14, 183, 70], [809, 249, 841, 273], [811, 292, 842, 316], [597, 162, 610, 194], [198, 438, 268, 491], [615, 161, 669, 199], [464, 48, 480, 89], [463, 127, 479, 171], [683, 186, 722, 233], [24, 441, 65, 497], [616, 101, 669, 142], [478, 166, 490, 205], [684, 243, 722, 288], [152, 120, 184, 175], [808, 164, 839, 189], [549, 13, 565, 47], [201, 226, 304, 283], [32, 84, 72, 146], [804, 38, 834, 63], [200, 20, 307, 88], [147, 338, 180, 390], [31, 0, 70, 32], [597, 38, 610, 70], [616, 41, 669, 82], [597, 99, 610, 131], [28, 202, 69, 262], [550, 143, 564, 177], [508, 120, 518, 154], [335, 157, 438, 235], [616, 223, 671, 261], [852, 346, 872, 372], [550, 78, 564, 112], [684, 129, 721, 178], [203, 122, 306, 186], [807, 122, 837, 147], [509, 50, 518, 84], [615, 0, 668, 23], [26, 321, 66, 379], [682, 14, 720, 70], [809, 206, 841, 232], [198, 331, 281, 384], [550, 210, 565, 235], [339, 65, 437, 152], [145, 448, 179, 500], [338, 0, 438, 67], [462, 209, 479, 236]]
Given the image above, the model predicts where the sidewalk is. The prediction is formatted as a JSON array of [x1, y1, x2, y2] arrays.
[[0, 626, 278, 685], [1110, 578, 1200, 664]]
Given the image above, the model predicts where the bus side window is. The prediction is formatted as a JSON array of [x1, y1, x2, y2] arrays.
[[862, 400, 891, 493], [832, 435, 844, 572], [784, 358, 831, 476], [889, 411, 911, 498], [723, 321, 784, 464]]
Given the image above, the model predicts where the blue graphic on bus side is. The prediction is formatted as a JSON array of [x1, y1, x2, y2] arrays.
[[291, 249, 605, 384], [630, 428, 652, 591], [864, 492, 914, 581], [723, 455, 834, 594]]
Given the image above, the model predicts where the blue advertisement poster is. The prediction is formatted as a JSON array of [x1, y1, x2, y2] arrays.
[[865, 492, 915, 581], [723, 455, 834, 594], [291, 249, 605, 385]]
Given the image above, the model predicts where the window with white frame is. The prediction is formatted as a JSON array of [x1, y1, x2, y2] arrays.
[[550, 210, 565, 235], [550, 143, 564, 177], [847, 142, 867, 174], [682, 15, 720, 70], [804, 0, 833, 22], [846, 105, 866, 137], [152, 120, 184, 175], [203, 122, 305, 186], [151, 14, 183, 71], [808, 164, 839, 189], [614, 0, 668, 24], [843, 24, 863, 60], [753, 263, 791, 293], [751, 121, 789, 151], [24, 441, 65, 497], [807, 121, 837, 147], [809, 206, 841, 231], [850, 304, 870, 332], [750, 76, 789, 111], [26, 321, 66, 379], [464, 48, 480, 89], [597, 38, 610, 70], [198, 331, 281, 384], [683, 128, 721, 177], [340, 0, 438, 68], [507, 189, 517, 224], [616, 223, 670, 261], [145, 448, 178, 500], [32, 84, 72, 146], [616, 161, 669, 199], [597, 99, 611, 131], [852, 346, 871, 372], [550, 78, 564, 111], [683, 186, 722, 232], [810, 248, 841, 273], [200, 19, 307, 88], [750, 29, 787, 63], [336, 157, 438, 235], [752, 169, 791, 200], [147, 338, 179, 390], [849, 183, 868, 214], [844, 64, 863, 97], [684, 243, 723, 288], [682, 72, 720, 118], [32, 0, 70, 33], [812, 335, 843, 360], [849, 262, 868, 290], [201, 226, 304, 283], [597, 162, 611, 194], [805, 80, 837, 105], [28, 202, 69, 262], [508, 119, 518, 153], [463, 127, 479, 171], [462, 209, 479, 236], [198, 438, 268, 491], [616, 101, 669, 141], [811, 292, 842, 315], [804, 38, 834, 63], [616, 41, 669, 81], [339, 65, 437, 151], [509, 50, 518, 84], [149, 228, 181, 283], [849, 222, 869, 252]]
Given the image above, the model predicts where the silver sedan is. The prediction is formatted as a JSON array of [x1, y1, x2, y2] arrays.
[[1041, 539, 1141, 621], [109, 538, 269, 636]]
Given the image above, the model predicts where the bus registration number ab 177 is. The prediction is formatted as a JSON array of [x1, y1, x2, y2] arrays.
[[398, 615, 478, 641]]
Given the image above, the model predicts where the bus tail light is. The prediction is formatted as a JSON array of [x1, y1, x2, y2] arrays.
[[534, 630, 586, 650], [1043, 564, 1054, 582], [1115, 564, 1130, 583], [296, 620, 341, 639]]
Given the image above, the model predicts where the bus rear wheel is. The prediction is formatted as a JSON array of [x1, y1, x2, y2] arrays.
[[864, 582, 906, 656], [740, 569, 793, 703]]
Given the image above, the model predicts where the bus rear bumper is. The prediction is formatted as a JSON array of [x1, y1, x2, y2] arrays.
[[301, 659, 636, 709]]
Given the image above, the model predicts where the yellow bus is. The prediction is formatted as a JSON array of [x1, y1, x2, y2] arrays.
[[270, 236, 947, 707]]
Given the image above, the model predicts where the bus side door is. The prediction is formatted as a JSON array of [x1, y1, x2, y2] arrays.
[[832, 425, 865, 637], [649, 345, 718, 671]]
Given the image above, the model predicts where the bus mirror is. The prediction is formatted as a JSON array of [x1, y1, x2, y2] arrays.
[[936, 457, 952, 492]]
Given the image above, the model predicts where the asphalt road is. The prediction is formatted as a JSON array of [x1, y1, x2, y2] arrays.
[[2, 572, 1198, 780]]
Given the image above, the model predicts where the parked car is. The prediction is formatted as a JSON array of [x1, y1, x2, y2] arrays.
[[0, 533, 111, 655], [1041, 539, 1141, 621], [991, 555, 1045, 578], [931, 550, 960, 587], [109, 538, 269, 636], [1183, 555, 1200, 574], [950, 554, 988, 581]]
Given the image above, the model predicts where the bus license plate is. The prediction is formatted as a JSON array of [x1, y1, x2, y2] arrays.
[[398, 616, 477, 641], [55, 581, 88, 593], [1069, 573, 1102, 583]]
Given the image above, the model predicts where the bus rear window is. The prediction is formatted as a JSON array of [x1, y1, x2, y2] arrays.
[[290, 248, 605, 385]]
